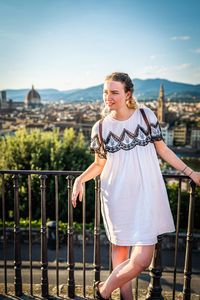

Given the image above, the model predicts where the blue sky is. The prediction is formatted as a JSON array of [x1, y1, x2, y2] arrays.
[[0, 0, 200, 90]]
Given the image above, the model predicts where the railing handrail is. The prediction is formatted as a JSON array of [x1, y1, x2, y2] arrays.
[[0, 169, 191, 180], [0, 170, 83, 175]]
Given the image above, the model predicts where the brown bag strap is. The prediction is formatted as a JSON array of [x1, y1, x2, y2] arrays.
[[99, 118, 106, 154], [140, 108, 151, 134]]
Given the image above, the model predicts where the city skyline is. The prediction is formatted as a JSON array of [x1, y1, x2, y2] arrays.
[[0, 0, 200, 90]]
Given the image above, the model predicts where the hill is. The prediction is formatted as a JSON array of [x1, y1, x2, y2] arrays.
[[2, 79, 200, 102]]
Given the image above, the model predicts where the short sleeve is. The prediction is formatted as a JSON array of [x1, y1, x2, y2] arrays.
[[90, 120, 107, 159], [144, 108, 164, 142]]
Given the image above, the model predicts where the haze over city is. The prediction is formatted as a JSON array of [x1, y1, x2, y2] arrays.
[[0, 0, 200, 91]]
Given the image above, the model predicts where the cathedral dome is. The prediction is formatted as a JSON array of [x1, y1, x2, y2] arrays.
[[25, 85, 41, 107]]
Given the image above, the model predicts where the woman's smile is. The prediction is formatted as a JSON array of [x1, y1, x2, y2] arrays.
[[107, 102, 115, 107]]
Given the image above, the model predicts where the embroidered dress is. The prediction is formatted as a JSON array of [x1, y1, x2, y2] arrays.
[[90, 107, 175, 246]]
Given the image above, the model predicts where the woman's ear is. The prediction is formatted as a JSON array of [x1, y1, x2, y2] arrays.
[[125, 91, 132, 100]]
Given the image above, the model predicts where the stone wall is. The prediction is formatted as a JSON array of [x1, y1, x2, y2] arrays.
[[1, 227, 200, 251]]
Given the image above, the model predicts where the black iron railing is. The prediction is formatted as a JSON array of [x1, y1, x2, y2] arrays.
[[0, 170, 199, 300]]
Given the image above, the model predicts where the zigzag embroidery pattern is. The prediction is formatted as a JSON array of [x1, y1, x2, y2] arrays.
[[90, 121, 163, 157]]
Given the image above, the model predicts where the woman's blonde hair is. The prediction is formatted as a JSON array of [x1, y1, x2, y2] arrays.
[[102, 72, 139, 116]]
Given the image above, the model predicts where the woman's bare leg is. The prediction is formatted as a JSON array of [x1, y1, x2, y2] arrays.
[[98, 245, 154, 299], [111, 244, 133, 300]]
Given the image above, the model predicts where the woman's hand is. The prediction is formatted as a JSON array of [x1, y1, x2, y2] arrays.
[[190, 171, 200, 187], [71, 154, 106, 208], [72, 177, 83, 208]]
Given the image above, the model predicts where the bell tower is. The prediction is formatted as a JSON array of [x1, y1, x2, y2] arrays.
[[157, 82, 165, 123], [1, 91, 7, 109]]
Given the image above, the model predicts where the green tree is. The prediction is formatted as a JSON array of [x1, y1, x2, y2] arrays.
[[166, 182, 200, 233], [0, 128, 94, 223]]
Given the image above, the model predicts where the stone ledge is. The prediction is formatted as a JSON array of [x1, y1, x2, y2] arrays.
[[0, 284, 199, 300], [1, 228, 200, 250]]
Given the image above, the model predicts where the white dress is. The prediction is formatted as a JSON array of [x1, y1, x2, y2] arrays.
[[90, 107, 175, 246]]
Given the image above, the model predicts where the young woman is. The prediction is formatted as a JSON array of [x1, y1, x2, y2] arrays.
[[72, 72, 200, 300]]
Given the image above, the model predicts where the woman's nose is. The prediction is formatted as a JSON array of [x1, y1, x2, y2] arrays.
[[107, 93, 112, 100]]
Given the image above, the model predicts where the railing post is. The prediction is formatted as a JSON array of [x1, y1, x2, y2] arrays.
[[13, 174, 22, 296], [172, 178, 182, 300], [40, 175, 48, 298], [183, 180, 196, 300], [67, 175, 75, 299], [146, 235, 164, 300], [93, 176, 101, 297], [82, 182, 86, 298], [55, 175, 59, 296], [2, 174, 7, 294], [28, 175, 33, 296]]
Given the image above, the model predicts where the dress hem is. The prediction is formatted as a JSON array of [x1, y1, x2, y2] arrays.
[[107, 229, 176, 246], [111, 241, 157, 246]]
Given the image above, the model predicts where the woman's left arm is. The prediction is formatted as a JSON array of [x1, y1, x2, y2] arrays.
[[154, 140, 200, 186]]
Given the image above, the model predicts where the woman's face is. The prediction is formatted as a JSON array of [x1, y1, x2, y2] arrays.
[[103, 80, 131, 111]]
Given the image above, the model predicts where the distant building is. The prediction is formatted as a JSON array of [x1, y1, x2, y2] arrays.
[[157, 83, 165, 123], [173, 124, 187, 145], [167, 127, 174, 146], [156, 83, 175, 146], [0, 91, 23, 111], [0, 90, 14, 110], [0, 91, 7, 109], [191, 127, 200, 149], [25, 85, 42, 108], [160, 123, 174, 146]]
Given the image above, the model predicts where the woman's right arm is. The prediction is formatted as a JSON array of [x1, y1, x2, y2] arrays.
[[72, 153, 106, 208]]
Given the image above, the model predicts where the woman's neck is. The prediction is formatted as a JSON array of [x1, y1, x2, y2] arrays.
[[111, 107, 135, 121]]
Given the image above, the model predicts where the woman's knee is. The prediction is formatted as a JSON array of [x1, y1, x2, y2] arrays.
[[130, 255, 152, 270], [130, 245, 154, 270], [139, 255, 152, 269]]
